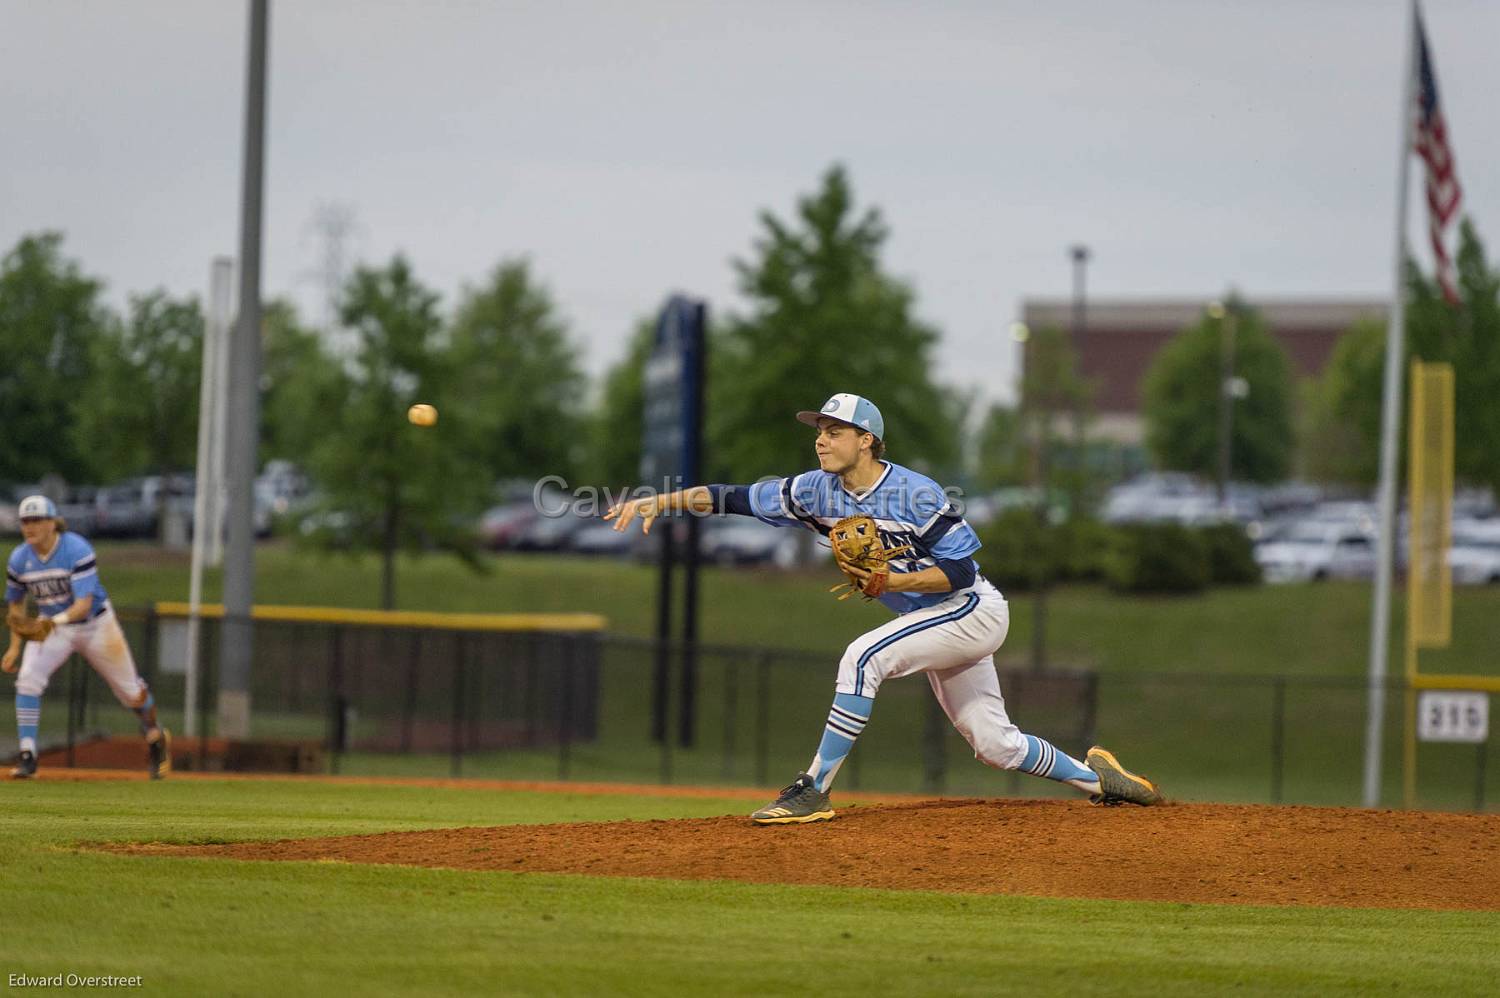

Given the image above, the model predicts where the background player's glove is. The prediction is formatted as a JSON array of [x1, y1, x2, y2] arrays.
[[6, 603, 54, 643], [828, 514, 913, 601]]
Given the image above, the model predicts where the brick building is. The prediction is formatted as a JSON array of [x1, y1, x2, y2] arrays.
[[1020, 298, 1387, 444]]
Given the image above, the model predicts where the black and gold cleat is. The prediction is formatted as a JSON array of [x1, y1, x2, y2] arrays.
[[751, 773, 835, 825], [1086, 746, 1164, 806], [10, 750, 37, 779], [147, 728, 171, 781]]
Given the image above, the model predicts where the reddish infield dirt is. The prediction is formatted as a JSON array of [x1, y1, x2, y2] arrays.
[[110, 796, 1500, 911]]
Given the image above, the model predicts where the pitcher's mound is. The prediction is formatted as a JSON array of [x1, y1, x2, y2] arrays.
[[115, 797, 1500, 910]]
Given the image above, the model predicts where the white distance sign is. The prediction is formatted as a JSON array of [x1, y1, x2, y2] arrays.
[[1416, 691, 1489, 743]]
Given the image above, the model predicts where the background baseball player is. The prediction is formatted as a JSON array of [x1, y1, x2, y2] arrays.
[[607, 393, 1163, 823], [4, 495, 170, 779]]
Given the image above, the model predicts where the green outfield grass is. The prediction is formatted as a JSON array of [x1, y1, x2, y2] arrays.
[[1, 779, 1496, 997]]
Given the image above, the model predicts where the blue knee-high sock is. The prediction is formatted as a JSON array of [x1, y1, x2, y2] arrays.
[[807, 693, 873, 792], [1018, 734, 1100, 794], [133, 691, 156, 732], [16, 694, 40, 754]]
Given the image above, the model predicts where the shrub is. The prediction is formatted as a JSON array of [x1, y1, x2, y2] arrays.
[[974, 508, 1054, 591], [1199, 522, 1261, 585], [1104, 523, 1210, 594], [974, 511, 1111, 590], [1056, 516, 1112, 582], [977, 514, 1256, 594]]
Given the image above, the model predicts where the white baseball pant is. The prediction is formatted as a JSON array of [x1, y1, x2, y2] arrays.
[[835, 578, 1027, 771], [15, 606, 150, 708]]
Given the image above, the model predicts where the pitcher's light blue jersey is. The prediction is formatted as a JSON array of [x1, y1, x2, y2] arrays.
[[6, 533, 109, 617], [745, 461, 983, 615]]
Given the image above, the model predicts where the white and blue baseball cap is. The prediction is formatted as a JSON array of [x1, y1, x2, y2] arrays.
[[796, 393, 884, 440], [18, 495, 58, 520]]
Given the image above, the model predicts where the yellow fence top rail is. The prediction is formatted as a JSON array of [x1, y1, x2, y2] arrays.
[[151, 602, 607, 633], [1411, 673, 1500, 693]]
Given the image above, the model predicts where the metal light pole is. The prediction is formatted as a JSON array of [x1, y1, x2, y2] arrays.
[[1070, 246, 1089, 338], [1209, 301, 1241, 508], [220, 0, 269, 739], [1068, 245, 1090, 511], [1013, 320, 1050, 672]]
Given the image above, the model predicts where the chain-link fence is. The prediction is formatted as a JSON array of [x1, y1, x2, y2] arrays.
[[23, 607, 1496, 810]]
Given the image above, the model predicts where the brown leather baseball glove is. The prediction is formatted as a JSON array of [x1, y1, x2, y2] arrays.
[[6, 603, 54, 643], [828, 514, 912, 601]]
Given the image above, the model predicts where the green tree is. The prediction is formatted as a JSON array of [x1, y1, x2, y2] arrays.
[[1141, 301, 1294, 483], [1019, 324, 1097, 508], [972, 402, 1024, 490], [584, 318, 654, 487], [1012, 323, 1097, 668], [77, 291, 203, 488], [260, 299, 349, 465], [447, 260, 587, 484], [1407, 221, 1500, 492], [1301, 317, 1384, 485], [0, 233, 107, 484], [1307, 221, 1500, 492], [711, 165, 959, 482], [306, 256, 489, 608]]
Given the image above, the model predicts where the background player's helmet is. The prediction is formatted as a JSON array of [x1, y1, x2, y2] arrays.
[[17, 495, 59, 520], [796, 393, 884, 440]]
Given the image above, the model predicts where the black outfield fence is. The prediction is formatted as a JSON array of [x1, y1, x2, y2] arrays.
[[112, 604, 603, 776], [25, 605, 1496, 810]]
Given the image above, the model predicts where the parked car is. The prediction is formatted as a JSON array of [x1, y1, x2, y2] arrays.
[[568, 522, 638, 557], [1254, 520, 1376, 583], [700, 518, 803, 568], [91, 483, 158, 538], [1305, 500, 1377, 533], [514, 509, 590, 552], [58, 486, 100, 537], [256, 460, 310, 518], [478, 502, 539, 550], [1453, 487, 1498, 521], [1450, 522, 1500, 586], [97, 474, 197, 540], [1258, 481, 1324, 517], [1100, 474, 1247, 527]]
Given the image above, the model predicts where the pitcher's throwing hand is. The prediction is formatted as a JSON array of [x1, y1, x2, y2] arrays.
[[603, 495, 663, 535]]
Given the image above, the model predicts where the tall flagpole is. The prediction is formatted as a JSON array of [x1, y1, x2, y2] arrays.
[[1363, 2, 1418, 809]]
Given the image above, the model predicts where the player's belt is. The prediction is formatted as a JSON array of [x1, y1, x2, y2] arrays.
[[85, 601, 112, 622]]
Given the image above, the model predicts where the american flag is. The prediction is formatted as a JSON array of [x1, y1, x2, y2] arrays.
[[1412, 9, 1462, 306]]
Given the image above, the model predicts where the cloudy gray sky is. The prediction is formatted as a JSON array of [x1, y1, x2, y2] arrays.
[[5, 1, 1496, 407]]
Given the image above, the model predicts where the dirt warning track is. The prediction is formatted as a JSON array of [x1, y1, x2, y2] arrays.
[[113, 797, 1500, 911]]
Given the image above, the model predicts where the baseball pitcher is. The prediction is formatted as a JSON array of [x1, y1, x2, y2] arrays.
[[607, 393, 1162, 823], [5, 495, 170, 779]]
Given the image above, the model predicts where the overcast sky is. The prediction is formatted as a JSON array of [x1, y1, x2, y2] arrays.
[[5, 1, 1497, 407]]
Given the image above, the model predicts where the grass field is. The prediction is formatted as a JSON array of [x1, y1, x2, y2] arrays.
[[1, 777, 1497, 997]]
